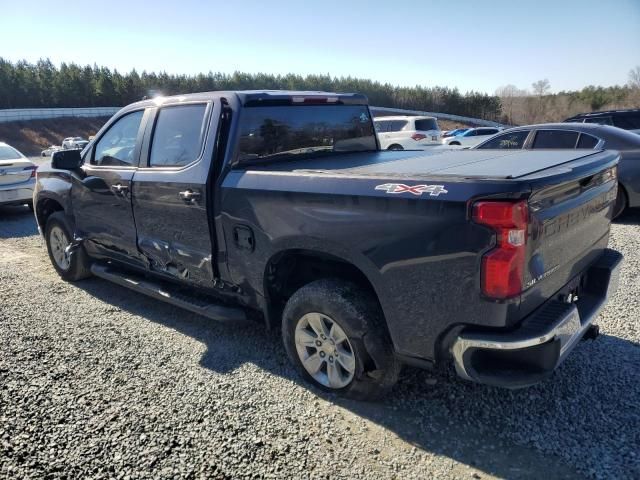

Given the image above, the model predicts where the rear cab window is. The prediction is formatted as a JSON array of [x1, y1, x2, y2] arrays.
[[532, 130, 579, 149], [236, 105, 377, 164]]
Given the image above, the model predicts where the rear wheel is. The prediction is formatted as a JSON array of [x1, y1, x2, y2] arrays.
[[387, 144, 403, 151], [45, 212, 92, 281], [613, 184, 627, 219], [282, 279, 400, 400]]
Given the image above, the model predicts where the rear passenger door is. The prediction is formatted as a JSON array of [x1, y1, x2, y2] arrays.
[[131, 101, 217, 287]]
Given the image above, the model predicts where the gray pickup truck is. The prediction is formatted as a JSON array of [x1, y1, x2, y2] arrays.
[[33, 90, 622, 399]]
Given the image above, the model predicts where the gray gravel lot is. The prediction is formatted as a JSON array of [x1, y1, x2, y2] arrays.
[[1, 205, 638, 479]]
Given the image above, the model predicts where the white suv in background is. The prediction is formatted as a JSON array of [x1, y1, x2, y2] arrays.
[[442, 127, 502, 147], [374, 116, 441, 150]]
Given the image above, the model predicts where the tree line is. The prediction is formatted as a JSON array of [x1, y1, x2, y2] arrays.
[[496, 67, 640, 125], [0, 58, 501, 120], [2, 58, 638, 125]]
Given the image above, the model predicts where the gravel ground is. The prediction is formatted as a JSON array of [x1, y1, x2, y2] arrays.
[[1, 205, 638, 479]]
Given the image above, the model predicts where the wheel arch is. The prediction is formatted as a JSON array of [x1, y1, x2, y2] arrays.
[[262, 248, 391, 339], [35, 195, 67, 233]]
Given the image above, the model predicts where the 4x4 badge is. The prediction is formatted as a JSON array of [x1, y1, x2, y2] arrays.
[[375, 183, 448, 196]]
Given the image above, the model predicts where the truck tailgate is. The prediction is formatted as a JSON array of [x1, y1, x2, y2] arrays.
[[518, 150, 619, 317]]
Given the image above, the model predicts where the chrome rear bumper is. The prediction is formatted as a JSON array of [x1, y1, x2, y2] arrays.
[[452, 249, 623, 388]]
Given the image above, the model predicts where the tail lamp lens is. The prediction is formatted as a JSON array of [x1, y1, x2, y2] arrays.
[[473, 200, 528, 299], [24, 166, 38, 178]]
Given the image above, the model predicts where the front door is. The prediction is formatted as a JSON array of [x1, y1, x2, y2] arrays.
[[131, 102, 216, 287], [73, 109, 148, 267]]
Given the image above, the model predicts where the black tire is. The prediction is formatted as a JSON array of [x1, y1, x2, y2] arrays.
[[613, 184, 627, 219], [449, 141, 461, 146], [44, 211, 92, 281], [282, 279, 401, 400], [387, 144, 403, 151]]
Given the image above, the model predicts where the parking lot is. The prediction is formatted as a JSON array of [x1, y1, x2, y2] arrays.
[[0, 206, 638, 479]]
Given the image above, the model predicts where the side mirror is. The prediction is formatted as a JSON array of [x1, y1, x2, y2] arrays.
[[52, 149, 83, 170]]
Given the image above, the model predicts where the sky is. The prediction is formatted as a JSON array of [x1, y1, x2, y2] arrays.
[[1, 0, 639, 94]]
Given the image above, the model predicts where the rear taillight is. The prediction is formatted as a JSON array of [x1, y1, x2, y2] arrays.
[[411, 133, 427, 141], [24, 166, 38, 178], [472, 200, 528, 299]]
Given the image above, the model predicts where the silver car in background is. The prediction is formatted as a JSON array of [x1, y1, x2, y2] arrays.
[[0, 142, 37, 209]]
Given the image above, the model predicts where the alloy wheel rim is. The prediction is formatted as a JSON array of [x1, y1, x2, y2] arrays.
[[50, 226, 71, 270], [294, 312, 356, 389]]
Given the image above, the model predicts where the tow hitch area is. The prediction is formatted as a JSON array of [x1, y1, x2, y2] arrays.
[[451, 248, 622, 388]]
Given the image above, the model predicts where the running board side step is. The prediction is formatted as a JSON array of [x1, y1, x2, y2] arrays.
[[90, 264, 247, 323]]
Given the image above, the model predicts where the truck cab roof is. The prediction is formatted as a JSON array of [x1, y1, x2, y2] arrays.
[[124, 90, 369, 112]]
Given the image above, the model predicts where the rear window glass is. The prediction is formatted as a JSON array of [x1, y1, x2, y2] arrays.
[[613, 114, 640, 130], [532, 130, 579, 149], [237, 105, 377, 163], [414, 118, 438, 131], [577, 133, 599, 149], [0, 145, 23, 160], [477, 130, 529, 149], [150, 104, 207, 167]]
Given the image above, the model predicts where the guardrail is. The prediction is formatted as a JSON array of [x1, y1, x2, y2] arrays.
[[0, 107, 120, 123], [370, 106, 506, 128], [0, 105, 505, 128]]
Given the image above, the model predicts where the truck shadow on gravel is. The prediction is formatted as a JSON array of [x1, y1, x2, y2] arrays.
[[0, 205, 38, 238], [74, 277, 640, 480], [614, 207, 640, 225]]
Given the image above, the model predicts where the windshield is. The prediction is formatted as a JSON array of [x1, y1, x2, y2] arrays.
[[236, 105, 377, 163], [0, 145, 23, 161]]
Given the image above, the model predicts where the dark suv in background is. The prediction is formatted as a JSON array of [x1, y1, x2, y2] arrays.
[[565, 109, 640, 134]]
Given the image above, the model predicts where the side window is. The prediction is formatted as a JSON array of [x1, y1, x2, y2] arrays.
[[477, 130, 529, 149], [374, 121, 389, 133], [532, 130, 579, 149], [577, 133, 599, 149], [149, 104, 207, 168], [93, 110, 144, 166], [613, 114, 640, 130], [466, 130, 477, 136], [388, 120, 408, 132], [583, 116, 613, 126]]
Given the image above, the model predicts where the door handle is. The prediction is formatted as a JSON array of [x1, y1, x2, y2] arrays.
[[179, 189, 201, 203], [111, 183, 129, 194]]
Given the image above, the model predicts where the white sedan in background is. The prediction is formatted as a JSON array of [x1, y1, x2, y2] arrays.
[[374, 115, 441, 150], [442, 127, 503, 147], [0, 142, 38, 209]]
